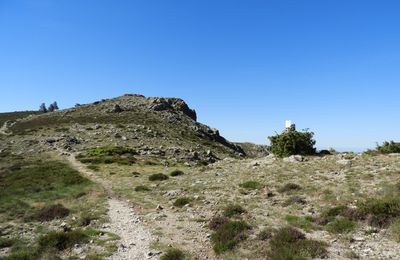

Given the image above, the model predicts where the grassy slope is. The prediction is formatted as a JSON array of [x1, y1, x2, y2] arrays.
[[0, 153, 112, 259]]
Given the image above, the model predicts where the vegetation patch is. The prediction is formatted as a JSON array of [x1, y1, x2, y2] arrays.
[[0, 237, 15, 249], [283, 196, 307, 206], [357, 197, 400, 227], [211, 220, 249, 254], [268, 130, 316, 157], [278, 183, 302, 193], [239, 181, 262, 190], [173, 197, 192, 208], [326, 217, 356, 234], [257, 227, 275, 241], [135, 185, 150, 192], [0, 160, 91, 221], [285, 215, 315, 232], [160, 248, 186, 260], [268, 227, 327, 260], [149, 173, 169, 181], [223, 204, 246, 217], [389, 219, 400, 242], [38, 229, 89, 251], [36, 203, 70, 221], [209, 216, 230, 231], [170, 170, 184, 177], [366, 141, 400, 155]]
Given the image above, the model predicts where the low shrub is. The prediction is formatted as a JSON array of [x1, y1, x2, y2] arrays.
[[160, 248, 186, 260], [38, 229, 89, 251], [223, 204, 246, 217], [326, 217, 356, 234], [0, 237, 14, 248], [86, 146, 136, 157], [135, 185, 150, 192], [278, 183, 302, 193], [211, 220, 249, 254], [209, 216, 229, 231], [149, 173, 169, 181], [173, 197, 192, 208], [170, 170, 184, 177], [357, 197, 400, 227], [285, 215, 315, 232], [239, 181, 262, 190], [258, 227, 275, 241], [268, 227, 327, 260], [283, 196, 307, 206], [36, 204, 69, 221]]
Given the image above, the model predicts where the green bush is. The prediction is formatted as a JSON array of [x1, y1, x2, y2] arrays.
[[211, 220, 249, 254], [135, 185, 150, 192], [149, 173, 169, 181], [160, 248, 186, 260], [173, 197, 192, 208], [268, 227, 327, 260], [223, 204, 246, 217], [239, 181, 262, 190], [209, 216, 229, 231], [377, 141, 400, 154], [170, 170, 184, 177], [86, 146, 136, 157], [268, 130, 316, 157]]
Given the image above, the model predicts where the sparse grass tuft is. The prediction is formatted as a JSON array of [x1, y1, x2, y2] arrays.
[[278, 183, 302, 193], [389, 219, 400, 242], [170, 170, 184, 177], [160, 248, 186, 260], [173, 197, 192, 208], [223, 204, 246, 217], [149, 173, 169, 181], [211, 220, 249, 254], [132, 171, 141, 177], [239, 181, 262, 190], [268, 227, 327, 260]]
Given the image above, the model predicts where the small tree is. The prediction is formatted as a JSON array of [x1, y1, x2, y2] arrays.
[[39, 103, 47, 113], [376, 141, 400, 154], [268, 129, 316, 157], [52, 101, 59, 110], [48, 103, 55, 112]]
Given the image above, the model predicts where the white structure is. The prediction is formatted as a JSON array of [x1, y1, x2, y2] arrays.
[[285, 120, 296, 131]]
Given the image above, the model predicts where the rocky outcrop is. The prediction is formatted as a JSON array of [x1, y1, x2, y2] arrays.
[[148, 98, 197, 121]]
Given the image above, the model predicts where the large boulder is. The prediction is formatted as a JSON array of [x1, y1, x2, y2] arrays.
[[148, 98, 197, 121]]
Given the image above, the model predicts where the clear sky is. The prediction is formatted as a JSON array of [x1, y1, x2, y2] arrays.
[[1, 0, 399, 151]]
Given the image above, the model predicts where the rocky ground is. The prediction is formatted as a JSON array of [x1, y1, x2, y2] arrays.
[[1, 94, 399, 259]]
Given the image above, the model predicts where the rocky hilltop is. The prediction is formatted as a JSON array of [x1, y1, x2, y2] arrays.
[[3, 94, 248, 165]]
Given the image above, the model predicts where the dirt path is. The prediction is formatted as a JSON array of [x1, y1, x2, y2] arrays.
[[64, 153, 154, 260]]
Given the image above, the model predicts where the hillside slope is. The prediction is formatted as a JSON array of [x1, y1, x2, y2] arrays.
[[5, 94, 245, 164]]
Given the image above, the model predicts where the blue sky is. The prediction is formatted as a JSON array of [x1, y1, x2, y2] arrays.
[[1, 0, 399, 151]]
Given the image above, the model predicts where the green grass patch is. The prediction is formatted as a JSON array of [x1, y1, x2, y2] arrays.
[[285, 215, 315, 232], [0, 160, 92, 221], [239, 181, 262, 190], [326, 217, 356, 234], [38, 229, 89, 251]]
